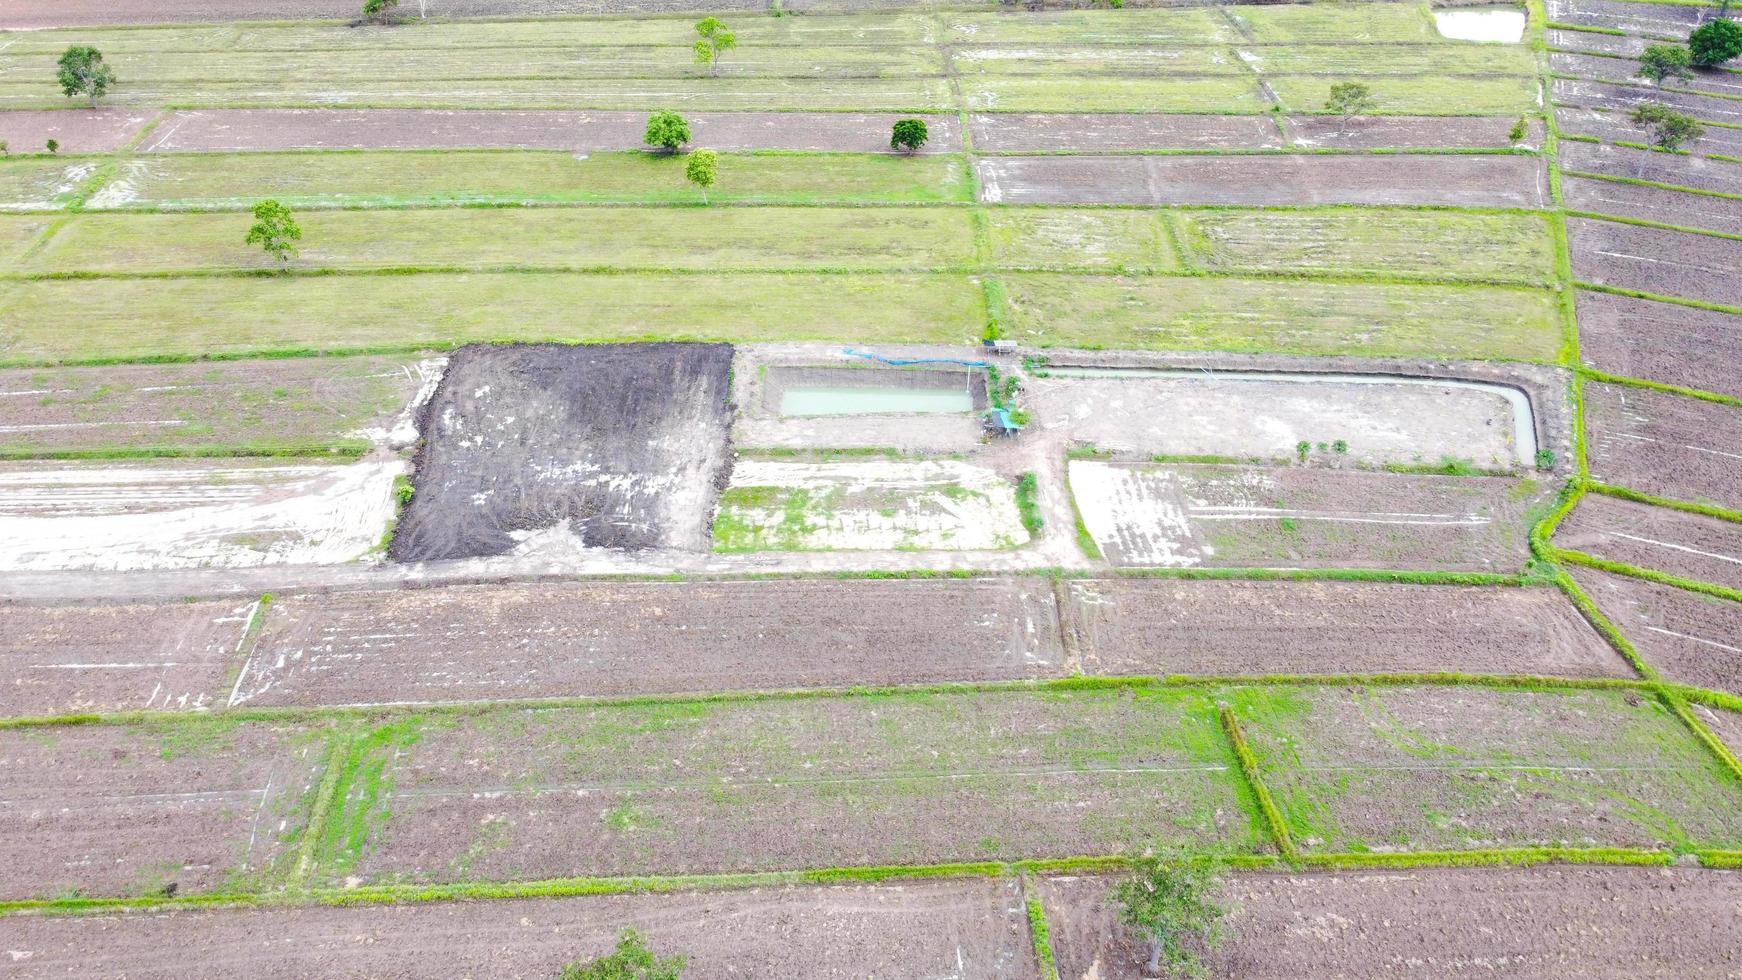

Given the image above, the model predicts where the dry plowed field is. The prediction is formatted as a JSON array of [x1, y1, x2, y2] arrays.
[[1067, 579, 1630, 679], [1553, 51, 1742, 98], [1554, 494, 1742, 590], [1548, 0, 1721, 34], [391, 343, 733, 561], [1564, 175, 1742, 238], [1235, 685, 1742, 853], [1561, 142, 1742, 197], [1573, 566, 1742, 697], [2, 0, 880, 28], [968, 112, 1283, 152], [1286, 114, 1534, 150], [0, 878, 1036, 979], [141, 108, 963, 153], [1585, 382, 1742, 511], [975, 155, 1547, 207], [1556, 106, 1742, 156], [1554, 79, 1742, 127], [0, 109, 154, 153], [1039, 866, 1742, 979], [1569, 218, 1742, 308], [1069, 462, 1545, 572], [229, 578, 1063, 707], [0, 598, 251, 716], [1575, 291, 1742, 398], [0, 720, 330, 900]]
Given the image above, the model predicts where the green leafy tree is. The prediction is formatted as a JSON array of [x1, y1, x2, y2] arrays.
[[1508, 117, 1527, 142], [685, 148, 718, 203], [361, 0, 400, 24], [56, 47, 117, 106], [1324, 81, 1375, 116], [1636, 43, 1695, 86], [45, 139, 59, 154], [890, 118, 929, 154], [560, 929, 686, 980], [1112, 850, 1230, 978], [693, 17, 737, 76], [245, 199, 303, 268], [643, 110, 691, 153], [1631, 101, 1705, 149], [1689, 18, 1742, 66]]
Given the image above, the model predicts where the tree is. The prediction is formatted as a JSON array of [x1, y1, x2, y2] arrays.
[[1690, 18, 1742, 66], [45, 139, 58, 154], [1636, 43, 1695, 86], [1324, 81, 1375, 116], [693, 17, 737, 76], [560, 929, 685, 980], [1508, 117, 1527, 143], [1111, 850, 1230, 978], [361, 0, 399, 24], [890, 118, 929, 154], [56, 47, 117, 107], [1631, 101, 1705, 149], [685, 149, 718, 203], [643, 110, 691, 153], [245, 199, 302, 268]]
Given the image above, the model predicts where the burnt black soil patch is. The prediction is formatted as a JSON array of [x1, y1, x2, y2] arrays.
[[390, 343, 733, 562]]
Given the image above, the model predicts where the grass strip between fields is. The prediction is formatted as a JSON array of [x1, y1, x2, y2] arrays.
[[1218, 705, 1296, 859], [1023, 879, 1061, 980]]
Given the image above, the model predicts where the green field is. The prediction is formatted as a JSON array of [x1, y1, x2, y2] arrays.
[[1269, 74, 1541, 115], [958, 75, 1268, 113], [986, 209, 1177, 272]]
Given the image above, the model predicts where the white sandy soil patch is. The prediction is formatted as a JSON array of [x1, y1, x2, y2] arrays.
[[716, 458, 1028, 551], [0, 457, 402, 571]]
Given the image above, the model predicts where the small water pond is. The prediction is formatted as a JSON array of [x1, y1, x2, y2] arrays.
[[1434, 5, 1527, 43]]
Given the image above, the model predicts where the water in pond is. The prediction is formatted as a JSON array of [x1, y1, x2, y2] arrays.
[[1434, 6, 1526, 43], [781, 385, 975, 417]]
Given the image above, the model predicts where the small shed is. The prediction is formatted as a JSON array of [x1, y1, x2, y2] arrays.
[[984, 408, 1023, 436], [982, 338, 1019, 356]]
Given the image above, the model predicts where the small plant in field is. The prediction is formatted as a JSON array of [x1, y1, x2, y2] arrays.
[[1636, 44, 1695, 86], [693, 17, 737, 75], [1112, 848, 1230, 978], [643, 110, 691, 153], [1325, 81, 1375, 117], [360, 0, 401, 23], [1690, 18, 1742, 66], [891, 118, 929, 154], [1535, 448, 1557, 470], [560, 928, 686, 980], [393, 475, 415, 506], [45, 139, 58, 154], [244, 199, 302, 269], [1508, 117, 1527, 142], [684, 148, 718, 202], [1631, 102, 1704, 150], [1332, 439, 1348, 454], [56, 46, 116, 106], [1296, 440, 1310, 463]]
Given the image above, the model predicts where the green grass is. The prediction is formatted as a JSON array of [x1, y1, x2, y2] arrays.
[[0, 158, 95, 211], [953, 45, 1248, 77], [1269, 75, 1543, 115], [1229, 3, 1445, 43], [984, 209, 1176, 272], [1015, 471, 1045, 536], [999, 274, 1561, 361], [71, 151, 974, 211], [943, 8, 1235, 44], [1239, 45, 1537, 75], [959, 75, 1267, 113]]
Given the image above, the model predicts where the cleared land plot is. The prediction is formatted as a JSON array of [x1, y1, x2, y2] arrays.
[[1585, 382, 1742, 511], [1564, 174, 1742, 238], [0, 355, 435, 455], [1569, 217, 1742, 308], [1039, 867, 1742, 979], [1561, 141, 1742, 198], [0, 158, 100, 211], [944, 8, 1236, 44], [1554, 78, 1742, 127], [1556, 106, 1742, 156], [0, 109, 154, 154], [1554, 494, 1742, 591], [958, 75, 1265, 113], [1574, 566, 1742, 698], [985, 209, 1175, 272], [0, 878, 1036, 979], [1240, 45, 1534, 76], [715, 459, 1028, 551], [1287, 114, 1536, 149], [392, 344, 732, 561], [231, 578, 1064, 708], [1068, 579, 1630, 679], [0, 457, 399, 571], [1229, 2, 1446, 42], [1546, 0, 1725, 34], [1002, 275, 1560, 362], [0, 720, 328, 901], [1069, 462, 1544, 572], [0, 599, 250, 716], [1553, 50, 1742, 98], [952, 45, 1245, 76], [1027, 372, 1527, 468], [1266, 75, 1541, 115], [1575, 290, 1742, 398], [968, 112, 1283, 152], [975, 155, 1547, 208], [313, 690, 1262, 886], [61, 151, 973, 211], [0, 273, 986, 364], [140, 108, 963, 153], [1238, 685, 1742, 852], [20, 208, 979, 274]]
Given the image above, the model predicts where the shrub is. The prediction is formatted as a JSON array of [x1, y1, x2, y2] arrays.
[[560, 929, 685, 980], [643, 110, 691, 153], [361, 0, 400, 23], [1325, 81, 1375, 116]]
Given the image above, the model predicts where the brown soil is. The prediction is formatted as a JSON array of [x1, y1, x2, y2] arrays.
[[231, 577, 1063, 708], [1041, 866, 1742, 979], [1068, 579, 1632, 679], [1568, 218, 1742, 308], [1564, 175, 1742, 238], [1556, 106, 1742, 156], [1706, 704, 1742, 765], [1584, 381, 1742, 511], [975, 154, 1547, 207], [1548, 27, 1651, 58], [1547, 0, 1726, 34], [0, 599, 249, 716], [1562, 143, 1742, 198], [1554, 494, 1742, 591], [0, 0, 785, 28], [0, 110, 156, 155], [142, 109, 961, 153], [1575, 290, 1742, 398], [1287, 115, 1537, 150], [1554, 51, 1742, 98], [0, 721, 323, 901], [0, 878, 1035, 979], [1573, 566, 1742, 697], [1554, 80, 1742, 132], [0, 355, 432, 454], [391, 343, 734, 561], [968, 113, 1282, 152]]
